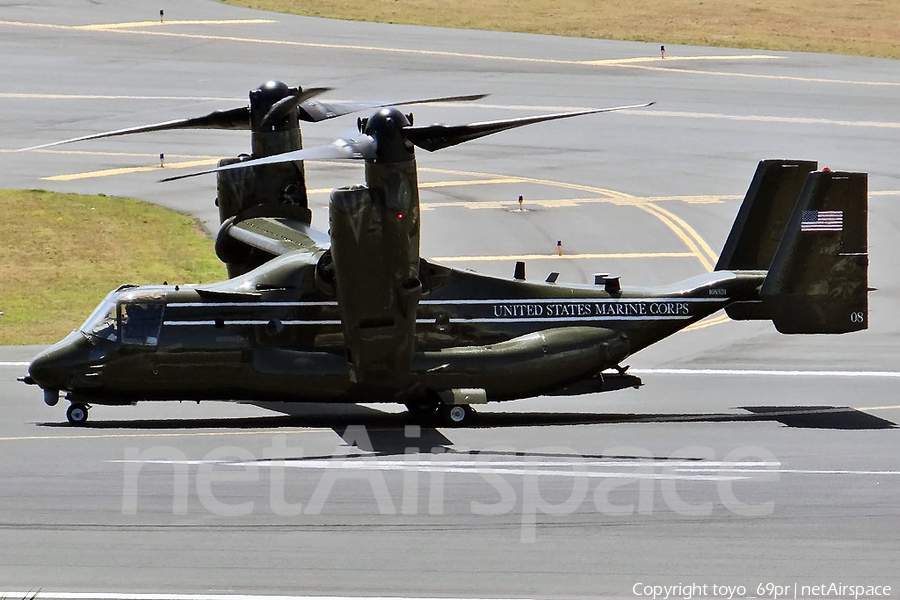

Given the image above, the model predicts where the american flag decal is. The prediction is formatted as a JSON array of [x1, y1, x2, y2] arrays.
[[800, 210, 843, 232]]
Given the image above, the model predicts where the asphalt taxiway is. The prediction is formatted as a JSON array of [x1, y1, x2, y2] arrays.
[[1, 1, 899, 598]]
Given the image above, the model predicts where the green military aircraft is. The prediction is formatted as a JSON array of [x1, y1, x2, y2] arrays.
[[21, 104, 868, 426]]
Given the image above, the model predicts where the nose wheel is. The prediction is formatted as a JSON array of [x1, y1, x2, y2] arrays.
[[66, 402, 90, 426]]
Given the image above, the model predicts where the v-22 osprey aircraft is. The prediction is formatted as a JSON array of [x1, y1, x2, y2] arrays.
[[21, 103, 869, 426]]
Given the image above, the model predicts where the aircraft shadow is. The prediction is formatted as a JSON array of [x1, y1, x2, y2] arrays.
[[36, 404, 895, 434], [466, 406, 896, 430], [739, 405, 896, 430]]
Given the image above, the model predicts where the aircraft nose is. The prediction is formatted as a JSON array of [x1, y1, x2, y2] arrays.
[[28, 331, 93, 391]]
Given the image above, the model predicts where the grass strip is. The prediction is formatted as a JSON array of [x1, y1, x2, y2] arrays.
[[0, 190, 226, 345], [221, 0, 900, 59]]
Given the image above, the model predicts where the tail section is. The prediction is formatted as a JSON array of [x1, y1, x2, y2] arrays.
[[761, 170, 868, 333], [716, 159, 818, 271], [716, 159, 818, 321]]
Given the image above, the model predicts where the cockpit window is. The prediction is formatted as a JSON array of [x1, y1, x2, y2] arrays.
[[79, 299, 118, 342], [120, 302, 164, 346]]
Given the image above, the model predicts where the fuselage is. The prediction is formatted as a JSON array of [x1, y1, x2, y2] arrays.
[[27, 250, 765, 406]]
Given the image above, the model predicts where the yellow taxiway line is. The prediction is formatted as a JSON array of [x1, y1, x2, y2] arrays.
[[42, 159, 219, 181], [683, 313, 731, 332], [419, 178, 524, 189], [432, 168, 721, 271], [640, 203, 719, 269]]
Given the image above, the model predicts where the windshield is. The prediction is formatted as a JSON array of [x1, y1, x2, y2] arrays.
[[79, 298, 118, 341]]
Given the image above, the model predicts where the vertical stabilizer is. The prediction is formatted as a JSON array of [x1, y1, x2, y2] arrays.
[[761, 170, 868, 334], [716, 159, 818, 271]]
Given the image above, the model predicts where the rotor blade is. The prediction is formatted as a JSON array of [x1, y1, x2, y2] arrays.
[[19, 106, 252, 151], [160, 136, 376, 183], [404, 102, 655, 152], [298, 93, 488, 123], [260, 86, 333, 127], [296, 86, 333, 104]]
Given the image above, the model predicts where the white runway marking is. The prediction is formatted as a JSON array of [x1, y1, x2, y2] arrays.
[[112, 458, 900, 479], [114, 458, 779, 482], [0, 361, 29, 367], [631, 368, 900, 378], [0, 92, 241, 101], [678, 468, 900, 476], [3, 594, 532, 600]]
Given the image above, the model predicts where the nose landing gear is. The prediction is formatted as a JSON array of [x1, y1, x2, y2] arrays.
[[66, 402, 90, 426]]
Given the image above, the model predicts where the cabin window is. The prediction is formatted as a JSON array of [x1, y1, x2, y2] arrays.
[[120, 303, 164, 346]]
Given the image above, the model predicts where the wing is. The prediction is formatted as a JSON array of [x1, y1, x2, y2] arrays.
[[226, 217, 331, 257]]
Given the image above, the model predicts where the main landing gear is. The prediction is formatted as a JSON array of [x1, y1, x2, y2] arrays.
[[438, 403, 473, 427], [404, 400, 475, 427], [405, 399, 439, 421], [66, 402, 90, 426]]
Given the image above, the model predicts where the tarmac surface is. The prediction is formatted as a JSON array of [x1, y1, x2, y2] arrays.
[[1, 1, 900, 598]]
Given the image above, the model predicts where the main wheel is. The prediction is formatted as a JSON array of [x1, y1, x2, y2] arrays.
[[66, 403, 89, 426], [405, 400, 439, 422], [438, 404, 473, 427]]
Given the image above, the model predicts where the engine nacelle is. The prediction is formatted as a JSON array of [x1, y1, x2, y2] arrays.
[[329, 175, 421, 386]]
